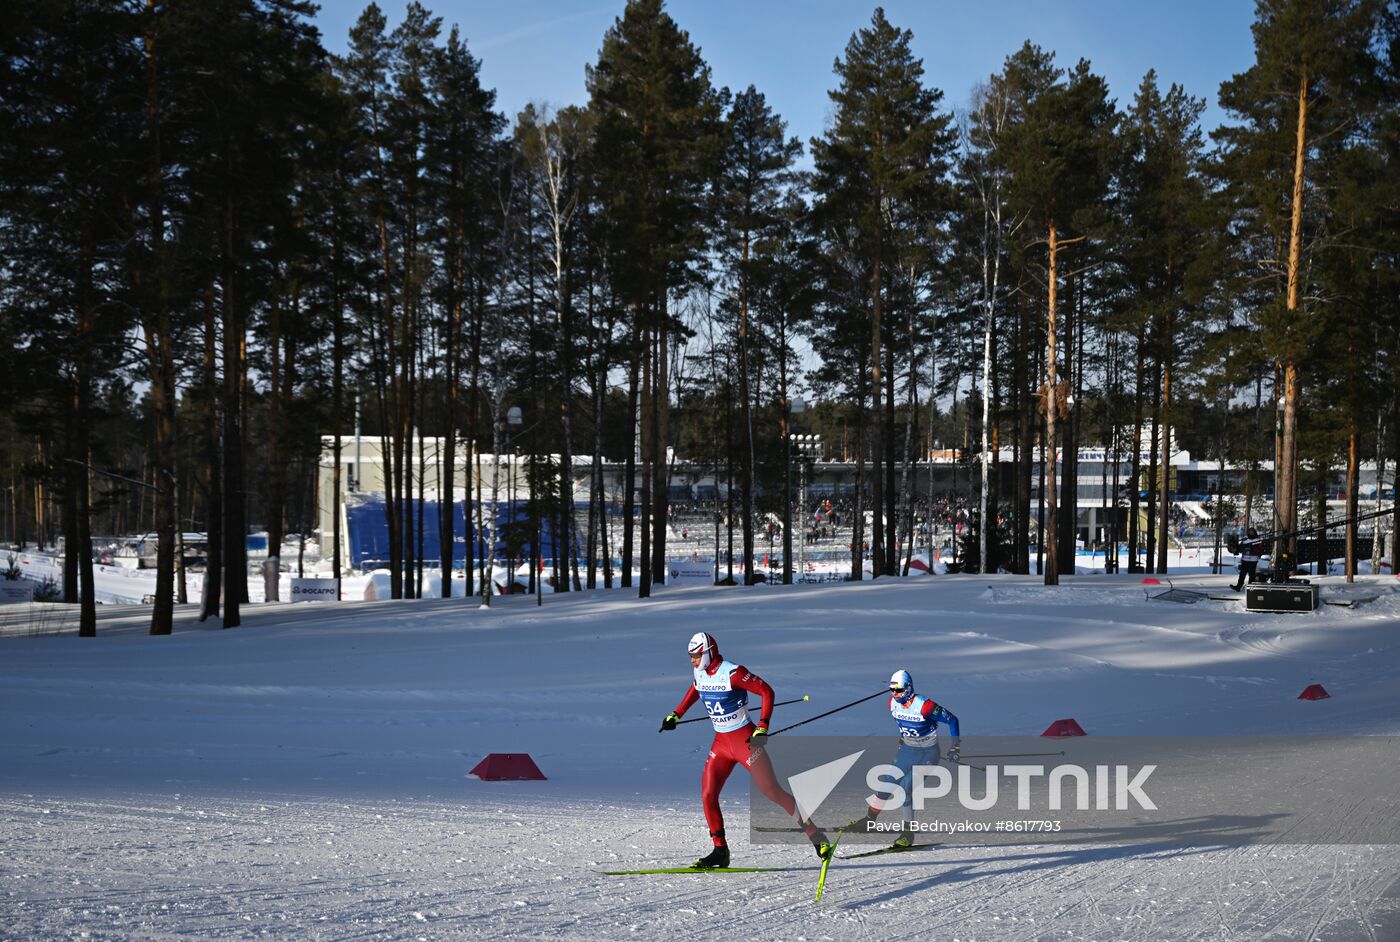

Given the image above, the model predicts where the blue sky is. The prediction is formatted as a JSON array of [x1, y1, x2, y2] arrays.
[[311, 0, 1259, 147]]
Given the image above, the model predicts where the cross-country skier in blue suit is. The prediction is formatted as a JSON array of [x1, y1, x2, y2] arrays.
[[848, 669, 961, 847]]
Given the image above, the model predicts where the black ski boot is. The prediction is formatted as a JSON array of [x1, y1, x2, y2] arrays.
[[694, 845, 730, 869], [808, 826, 834, 862]]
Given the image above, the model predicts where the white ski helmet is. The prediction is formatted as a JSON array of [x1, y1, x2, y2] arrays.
[[889, 670, 914, 695], [688, 632, 720, 670]]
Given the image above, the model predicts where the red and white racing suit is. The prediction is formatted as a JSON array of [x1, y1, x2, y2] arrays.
[[673, 660, 809, 846]]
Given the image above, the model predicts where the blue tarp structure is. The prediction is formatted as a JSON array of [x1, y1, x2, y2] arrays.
[[346, 499, 578, 571]]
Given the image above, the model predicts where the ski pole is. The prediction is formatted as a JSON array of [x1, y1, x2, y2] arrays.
[[674, 695, 811, 725], [766, 690, 887, 737], [957, 751, 1067, 760]]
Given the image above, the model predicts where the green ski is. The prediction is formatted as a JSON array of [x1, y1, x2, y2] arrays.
[[841, 842, 941, 860], [813, 829, 847, 901], [602, 866, 788, 875]]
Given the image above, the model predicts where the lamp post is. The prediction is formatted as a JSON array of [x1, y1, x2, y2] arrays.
[[481, 406, 525, 608], [502, 406, 545, 608], [509, 407, 525, 602], [783, 397, 805, 585], [351, 394, 360, 493], [509, 444, 518, 579], [791, 434, 822, 581]]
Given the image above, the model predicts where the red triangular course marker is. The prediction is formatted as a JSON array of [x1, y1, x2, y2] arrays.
[[1042, 718, 1087, 737], [1141, 577, 1160, 585], [469, 753, 547, 780], [1298, 684, 1331, 701]]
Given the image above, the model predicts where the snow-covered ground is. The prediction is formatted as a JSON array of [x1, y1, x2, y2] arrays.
[[3, 572, 1399, 940]]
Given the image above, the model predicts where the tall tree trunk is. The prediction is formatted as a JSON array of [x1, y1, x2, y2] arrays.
[[1036, 419, 1045, 575], [1146, 356, 1161, 575], [374, 158, 402, 599], [1391, 399, 1400, 574], [75, 413, 94, 635], [1058, 267, 1076, 571], [652, 310, 669, 586], [725, 381, 735, 582], [781, 394, 793, 585], [639, 324, 653, 599], [557, 273, 578, 592], [852, 416, 865, 580], [69, 213, 97, 635], [266, 286, 285, 601], [1128, 323, 1147, 572], [467, 282, 483, 600], [1372, 408, 1387, 575], [1277, 70, 1309, 544], [1070, 274, 1085, 564], [979, 271, 995, 575], [440, 228, 462, 599], [884, 280, 897, 576], [621, 315, 640, 588], [1345, 420, 1358, 582], [900, 356, 917, 576], [200, 277, 223, 621], [1043, 221, 1061, 586], [739, 234, 756, 586], [886, 358, 898, 574], [1158, 301, 1173, 574], [870, 248, 885, 576], [483, 393, 506, 605], [332, 241, 344, 599], [594, 339, 610, 589], [141, 6, 175, 635], [415, 421, 425, 597], [221, 189, 246, 627], [1109, 334, 1122, 572], [1015, 287, 1031, 574]]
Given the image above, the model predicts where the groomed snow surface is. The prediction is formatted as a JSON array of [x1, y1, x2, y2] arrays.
[[3, 572, 1399, 941]]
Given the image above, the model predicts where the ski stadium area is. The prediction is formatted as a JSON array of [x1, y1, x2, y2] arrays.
[[3, 569, 1399, 940]]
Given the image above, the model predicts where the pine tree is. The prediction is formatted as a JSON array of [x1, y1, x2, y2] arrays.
[[0, 0, 137, 634], [1118, 71, 1212, 574], [1216, 0, 1387, 554], [1000, 45, 1115, 585], [587, 0, 722, 596], [715, 86, 802, 584], [811, 7, 954, 577], [426, 25, 502, 597]]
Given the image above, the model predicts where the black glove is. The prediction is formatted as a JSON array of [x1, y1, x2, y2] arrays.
[[659, 711, 680, 732], [946, 738, 961, 762]]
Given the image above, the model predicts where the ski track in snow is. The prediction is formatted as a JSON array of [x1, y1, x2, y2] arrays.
[[2, 572, 1399, 939], [3, 791, 1396, 941]]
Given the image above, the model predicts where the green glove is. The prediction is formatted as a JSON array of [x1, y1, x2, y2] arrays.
[[659, 712, 680, 732], [749, 725, 769, 745]]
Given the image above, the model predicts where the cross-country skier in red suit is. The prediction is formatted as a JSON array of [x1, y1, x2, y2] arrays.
[[660, 632, 832, 869]]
